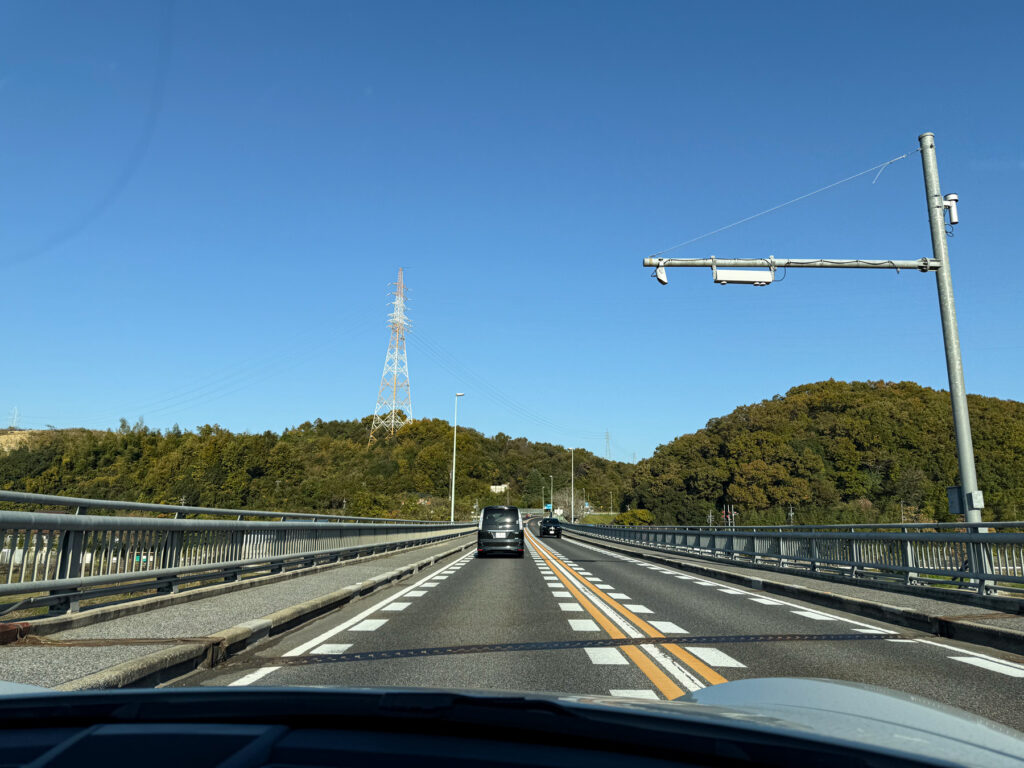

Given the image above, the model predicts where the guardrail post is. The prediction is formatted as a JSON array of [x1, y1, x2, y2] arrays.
[[900, 527, 917, 585], [967, 527, 993, 595], [50, 523, 85, 615], [158, 530, 184, 593], [809, 536, 818, 572], [849, 530, 860, 579]]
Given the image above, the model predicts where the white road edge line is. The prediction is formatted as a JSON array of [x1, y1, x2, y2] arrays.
[[227, 552, 474, 687]]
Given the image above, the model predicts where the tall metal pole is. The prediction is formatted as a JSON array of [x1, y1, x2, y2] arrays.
[[549, 475, 553, 514], [919, 133, 983, 524], [450, 393, 464, 523], [570, 449, 575, 523]]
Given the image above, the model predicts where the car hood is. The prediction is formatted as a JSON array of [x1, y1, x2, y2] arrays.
[[1, 678, 1022, 766]]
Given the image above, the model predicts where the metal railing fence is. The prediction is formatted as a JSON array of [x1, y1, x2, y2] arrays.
[[0, 491, 475, 616], [563, 522, 1024, 598]]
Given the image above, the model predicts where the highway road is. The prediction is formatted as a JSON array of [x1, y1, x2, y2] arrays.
[[175, 519, 1024, 730]]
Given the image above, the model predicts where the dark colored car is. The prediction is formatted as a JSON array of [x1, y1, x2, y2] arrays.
[[477, 505, 524, 557], [538, 517, 562, 538]]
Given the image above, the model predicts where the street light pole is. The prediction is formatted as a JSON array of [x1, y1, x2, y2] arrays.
[[549, 475, 553, 515], [449, 393, 464, 523], [643, 133, 983, 524], [570, 449, 575, 524], [919, 133, 983, 525]]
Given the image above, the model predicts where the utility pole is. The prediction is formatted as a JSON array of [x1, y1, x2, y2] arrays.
[[549, 475, 553, 514], [570, 448, 575, 523], [920, 133, 983, 525], [449, 392, 464, 523], [605, 431, 611, 460]]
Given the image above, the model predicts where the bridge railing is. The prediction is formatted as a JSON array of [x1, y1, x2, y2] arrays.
[[0, 490, 475, 617], [562, 521, 1024, 597]]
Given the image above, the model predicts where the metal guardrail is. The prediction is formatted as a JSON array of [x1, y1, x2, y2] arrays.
[[564, 522, 1024, 597], [0, 491, 475, 617]]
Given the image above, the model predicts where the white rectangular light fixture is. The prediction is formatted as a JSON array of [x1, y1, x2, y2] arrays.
[[712, 268, 775, 286]]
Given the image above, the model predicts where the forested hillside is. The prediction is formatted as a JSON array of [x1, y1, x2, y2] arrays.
[[2, 380, 1022, 524], [0, 418, 628, 519], [625, 380, 1024, 525]]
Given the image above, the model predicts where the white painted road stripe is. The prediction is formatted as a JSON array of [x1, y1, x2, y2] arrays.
[[382, 602, 411, 611], [914, 638, 1024, 671], [568, 619, 600, 631], [585, 647, 630, 665], [624, 604, 653, 614], [949, 657, 1024, 677], [608, 592, 631, 600], [717, 588, 746, 595], [558, 602, 584, 612], [791, 610, 835, 621], [749, 597, 783, 605], [649, 621, 687, 634], [351, 618, 388, 631], [552, 591, 572, 598], [685, 647, 746, 668], [406, 590, 427, 597], [227, 552, 476, 686], [311, 643, 352, 655]]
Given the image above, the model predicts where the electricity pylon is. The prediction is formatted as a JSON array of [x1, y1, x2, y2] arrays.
[[368, 268, 412, 445]]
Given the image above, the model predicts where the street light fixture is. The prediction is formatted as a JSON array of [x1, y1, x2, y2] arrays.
[[449, 393, 464, 523]]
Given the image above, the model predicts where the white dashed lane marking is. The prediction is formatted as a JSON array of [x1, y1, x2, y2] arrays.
[[406, 590, 427, 597], [350, 619, 388, 631], [649, 621, 687, 634], [949, 657, 1024, 677], [382, 602, 410, 612], [608, 592, 631, 600], [585, 647, 630, 665], [569, 619, 600, 631], [558, 602, 584, 612], [552, 591, 572, 598], [624, 604, 653, 614], [791, 610, 835, 621], [685, 647, 746, 668], [311, 643, 352, 655]]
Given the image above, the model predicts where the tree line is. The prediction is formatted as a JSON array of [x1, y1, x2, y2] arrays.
[[2, 380, 1021, 525], [622, 380, 1024, 526], [0, 416, 629, 520]]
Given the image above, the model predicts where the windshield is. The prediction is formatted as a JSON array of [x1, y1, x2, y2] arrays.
[[482, 510, 518, 527], [1, 0, 1023, 749]]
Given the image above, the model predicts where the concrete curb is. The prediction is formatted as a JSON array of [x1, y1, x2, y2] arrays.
[[51, 540, 473, 691], [566, 532, 1024, 657], [3, 531, 473, 642]]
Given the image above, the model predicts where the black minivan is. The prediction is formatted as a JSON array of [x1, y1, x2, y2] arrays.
[[477, 505, 524, 558]]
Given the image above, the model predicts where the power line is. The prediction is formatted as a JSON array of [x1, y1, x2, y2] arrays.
[[648, 149, 920, 259]]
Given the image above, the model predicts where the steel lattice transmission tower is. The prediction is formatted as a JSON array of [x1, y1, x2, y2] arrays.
[[368, 268, 413, 445]]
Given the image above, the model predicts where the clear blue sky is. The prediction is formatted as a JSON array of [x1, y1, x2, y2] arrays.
[[2, 0, 1022, 461]]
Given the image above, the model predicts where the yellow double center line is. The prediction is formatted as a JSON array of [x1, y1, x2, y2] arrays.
[[527, 530, 726, 700]]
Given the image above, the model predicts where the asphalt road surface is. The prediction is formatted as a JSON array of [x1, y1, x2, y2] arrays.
[[174, 519, 1024, 730]]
